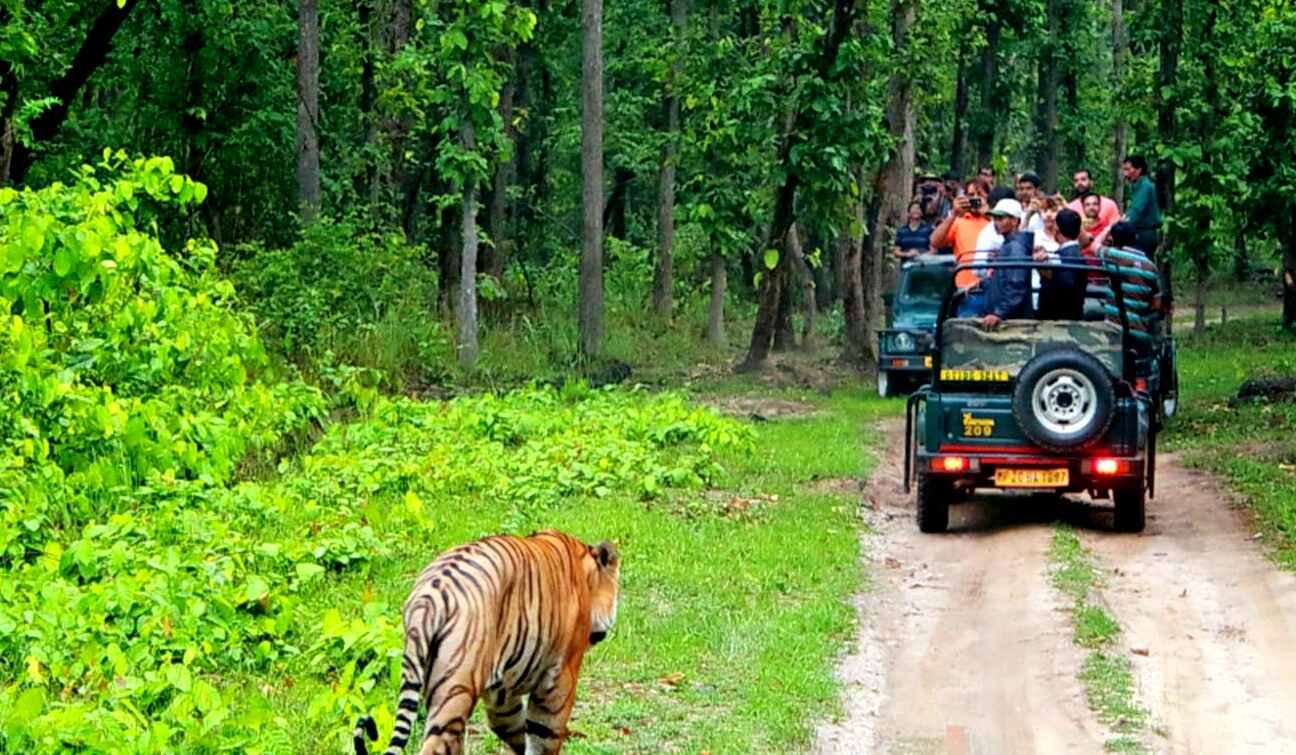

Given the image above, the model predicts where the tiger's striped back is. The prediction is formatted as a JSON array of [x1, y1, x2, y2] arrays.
[[353, 530, 620, 755]]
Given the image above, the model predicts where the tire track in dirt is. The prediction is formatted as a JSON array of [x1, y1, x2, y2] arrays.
[[814, 419, 1105, 755], [1082, 454, 1296, 754], [815, 420, 1296, 755]]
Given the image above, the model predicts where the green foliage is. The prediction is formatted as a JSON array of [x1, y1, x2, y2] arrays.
[[228, 220, 445, 385], [0, 372, 758, 752], [1169, 317, 1296, 567], [0, 153, 324, 559]]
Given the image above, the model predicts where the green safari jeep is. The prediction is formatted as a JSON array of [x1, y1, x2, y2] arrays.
[[877, 255, 954, 397], [904, 261, 1158, 534]]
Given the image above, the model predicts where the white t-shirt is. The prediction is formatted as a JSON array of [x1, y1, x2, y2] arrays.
[[1024, 211, 1047, 237], [973, 223, 1004, 265]]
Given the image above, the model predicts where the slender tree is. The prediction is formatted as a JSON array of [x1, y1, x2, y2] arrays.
[[861, 0, 916, 363], [741, 0, 858, 371], [296, 0, 322, 220], [486, 48, 518, 278], [707, 245, 727, 346], [1111, 0, 1128, 205], [579, 0, 606, 358], [459, 119, 479, 368], [1035, 0, 1061, 192], [654, 0, 688, 319]]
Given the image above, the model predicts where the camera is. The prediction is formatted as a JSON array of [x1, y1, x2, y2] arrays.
[[969, 197, 982, 210]]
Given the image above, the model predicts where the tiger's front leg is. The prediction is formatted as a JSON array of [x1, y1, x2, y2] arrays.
[[523, 668, 580, 755]]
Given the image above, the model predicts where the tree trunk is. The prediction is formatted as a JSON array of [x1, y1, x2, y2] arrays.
[[1189, 4, 1218, 335], [773, 275, 796, 352], [1064, 69, 1083, 167], [358, 0, 377, 204], [382, 0, 414, 218], [486, 51, 518, 278], [653, 0, 687, 319], [1284, 206, 1296, 330], [1154, 0, 1182, 320], [7, 0, 140, 185], [951, 54, 969, 176], [437, 193, 460, 316], [458, 120, 479, 368], [1111, 0, 1128, 206], [602, 167, 631, 241], [788, 224, 816, 350], [1193, 257, 1207, 333], [1, 57, 17, 185], [742, 0, 857, 371], [707, 248, 727, 347], [1035, 0, 1061, 193], [178, 0, 206, 236], [840, 205, 868, 363], [973, 17, 1002, 170], [579, 0, 606, 358], [296, 0, 322, 221], [1232, 225, 1249, 282], [861, 0, 915, 363]]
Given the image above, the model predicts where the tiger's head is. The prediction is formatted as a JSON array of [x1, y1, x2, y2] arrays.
[[586, 540, 620, 646]]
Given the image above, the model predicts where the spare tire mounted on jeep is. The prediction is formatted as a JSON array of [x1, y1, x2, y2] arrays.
[[1012, 349, 1116, 453]]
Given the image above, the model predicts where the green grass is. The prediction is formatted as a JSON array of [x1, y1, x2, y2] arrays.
[[1048, 527, 1150, 753], [1167, 317, 1296, 567], [243, 385, 889, 754]]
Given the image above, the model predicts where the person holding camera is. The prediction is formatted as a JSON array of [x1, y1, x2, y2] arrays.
[[916, 175, 950, 225], [929, 177, 991, 315]]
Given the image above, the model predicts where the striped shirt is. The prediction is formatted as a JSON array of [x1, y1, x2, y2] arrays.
[[1094, 245, 1162, 341]]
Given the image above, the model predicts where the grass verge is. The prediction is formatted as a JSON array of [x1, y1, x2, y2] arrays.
[[1167, 318, 1296, 567], [1048, 527, 1149, 754], [264, 383, 889, 754]]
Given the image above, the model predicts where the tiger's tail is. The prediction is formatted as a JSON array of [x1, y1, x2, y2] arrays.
[[352, 715, 379, 755], [354, 602, 439, 755]]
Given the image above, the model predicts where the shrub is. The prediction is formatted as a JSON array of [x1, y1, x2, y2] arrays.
[[229, 221, 447, 386]]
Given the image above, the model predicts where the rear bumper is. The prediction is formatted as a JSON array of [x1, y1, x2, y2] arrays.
[[917, 449, 1145, 491], [878, 354, 933, 374]]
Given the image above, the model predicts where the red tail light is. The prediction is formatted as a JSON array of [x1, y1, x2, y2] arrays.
[[1093, 458, 1127, 475], [933, 456, 967, 472], [1135, 378, 1148, 392]]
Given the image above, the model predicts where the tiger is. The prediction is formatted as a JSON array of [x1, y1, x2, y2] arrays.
[[352, 530, 621, 755]]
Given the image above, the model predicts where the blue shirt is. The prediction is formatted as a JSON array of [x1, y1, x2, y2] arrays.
[[895, 222, 934, 252]]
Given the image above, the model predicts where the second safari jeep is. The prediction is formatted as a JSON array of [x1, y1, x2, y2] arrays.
[[877, 255, 954, 397]]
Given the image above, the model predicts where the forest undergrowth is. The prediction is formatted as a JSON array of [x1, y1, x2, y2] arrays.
[[0, 156, 887, 754]]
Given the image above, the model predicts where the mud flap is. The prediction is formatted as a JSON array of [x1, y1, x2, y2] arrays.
[[1148, 427, 1157, 499], [904, 391, 925, 494]]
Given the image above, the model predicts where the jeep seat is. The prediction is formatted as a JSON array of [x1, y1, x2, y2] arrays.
[[940, 318, 1124, 380]]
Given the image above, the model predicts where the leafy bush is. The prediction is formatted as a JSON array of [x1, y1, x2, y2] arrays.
[[228, 221, 447, 385], [0, 153, 334, 752]]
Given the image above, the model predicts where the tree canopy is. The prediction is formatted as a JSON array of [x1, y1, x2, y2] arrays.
[[3, 0, 1294, 369]]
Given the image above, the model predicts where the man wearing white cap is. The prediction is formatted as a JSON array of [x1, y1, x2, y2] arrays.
[[977, 198, 1034, 327]]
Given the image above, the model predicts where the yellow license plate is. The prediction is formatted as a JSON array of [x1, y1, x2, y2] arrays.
[[994, 468, 1069, 488], [924, 356, 932, 367]]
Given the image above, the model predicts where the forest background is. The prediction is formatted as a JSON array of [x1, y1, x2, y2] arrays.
[[4, 0, 1295, 389], [4, 1, 1296, 752]]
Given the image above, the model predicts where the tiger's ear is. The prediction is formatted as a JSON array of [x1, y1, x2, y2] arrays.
[[594, 540, 619, 568]]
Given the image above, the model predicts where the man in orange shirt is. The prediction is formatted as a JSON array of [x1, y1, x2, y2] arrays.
[[929, 177, 991, 316]]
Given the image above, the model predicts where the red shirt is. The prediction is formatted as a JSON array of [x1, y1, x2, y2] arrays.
[[1067, 195, 1120, 257]]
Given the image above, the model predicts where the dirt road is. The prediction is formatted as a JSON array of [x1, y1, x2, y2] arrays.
[[813, 420, 1296, 755]]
